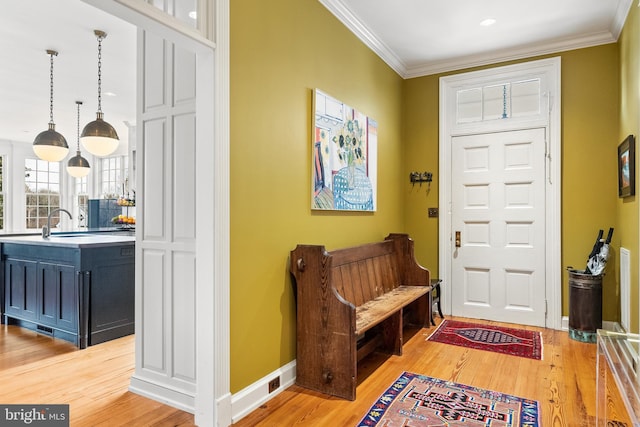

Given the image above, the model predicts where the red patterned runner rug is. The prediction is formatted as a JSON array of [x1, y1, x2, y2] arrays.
[[357, 371, 540, 426], [427, 320, 543, 360]]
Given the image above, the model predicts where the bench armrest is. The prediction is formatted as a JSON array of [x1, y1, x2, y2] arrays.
[[290, 244, 357, 398], [385, 233, 431, 286]]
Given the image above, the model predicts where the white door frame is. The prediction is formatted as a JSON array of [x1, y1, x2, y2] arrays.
[[81, 1, 230, 426], [439, 57, 562, 330]]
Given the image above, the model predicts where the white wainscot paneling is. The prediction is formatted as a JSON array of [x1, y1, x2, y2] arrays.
[[173, 113, 196, 240], [172, 251, 196, 382], [143, 249, 166, 372], [143, 118, 167, 239], [174, 45, 196, 104], [144, 32, 166, 110]]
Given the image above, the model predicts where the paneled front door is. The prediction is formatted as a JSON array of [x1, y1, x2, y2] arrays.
[[451, 128, 546, 327]]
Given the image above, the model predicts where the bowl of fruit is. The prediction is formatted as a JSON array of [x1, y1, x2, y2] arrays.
[[112, 214, 136, 226]]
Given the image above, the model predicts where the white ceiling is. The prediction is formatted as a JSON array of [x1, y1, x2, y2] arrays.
[[0, 0, 136, 150], [0, 0, 634, 148], [321, 0, 633, 78]]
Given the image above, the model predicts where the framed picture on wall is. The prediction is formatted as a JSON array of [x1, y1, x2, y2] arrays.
[[618, 134, 635, 198], [311, 89, 377, 211]]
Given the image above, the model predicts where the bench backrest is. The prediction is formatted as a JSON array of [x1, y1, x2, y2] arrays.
[[290, 233, 430, 310], [330, 240, 399, 307]]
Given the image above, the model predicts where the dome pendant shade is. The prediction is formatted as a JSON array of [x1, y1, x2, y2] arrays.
[[33, 122, 69, 162], [33, 49, 69, 162], [80, 111, 119, 157], [67, 100, 91, 178], [82, 30, 119, 158], [67, 151, 91, 178]]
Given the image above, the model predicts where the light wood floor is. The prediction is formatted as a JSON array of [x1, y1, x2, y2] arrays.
[[233, 317, 631, 426], [0, 324, 195, 426], [0, 318, 631, 426]]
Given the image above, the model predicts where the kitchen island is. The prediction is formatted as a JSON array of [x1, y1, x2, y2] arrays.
[[1, 233, 135, 348]]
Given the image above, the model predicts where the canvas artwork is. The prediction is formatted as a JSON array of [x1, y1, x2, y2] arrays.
[[618, 134, 635, 198], [312, 89, 377, 211]]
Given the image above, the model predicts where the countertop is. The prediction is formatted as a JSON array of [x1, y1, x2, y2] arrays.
[[0, 233, 135, 248]]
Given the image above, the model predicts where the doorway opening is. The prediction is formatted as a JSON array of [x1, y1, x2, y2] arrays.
[[439, 57, 562, 330]]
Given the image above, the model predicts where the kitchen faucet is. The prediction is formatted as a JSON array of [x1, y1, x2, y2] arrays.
[[42, 208, 72, 239]]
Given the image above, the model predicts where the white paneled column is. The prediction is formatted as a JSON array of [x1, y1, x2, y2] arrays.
[[82, 1, 228, 424], [129, 28, 198, 411]]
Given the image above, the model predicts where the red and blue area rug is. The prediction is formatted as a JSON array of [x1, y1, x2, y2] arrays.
[[427, 320, 543, 360], [357, 372, 540, 426]]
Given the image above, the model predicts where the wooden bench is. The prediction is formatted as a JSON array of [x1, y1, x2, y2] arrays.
[[289, 233, 431, 400]]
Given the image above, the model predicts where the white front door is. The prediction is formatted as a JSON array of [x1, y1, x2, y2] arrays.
[[451, 128, 546, 327]]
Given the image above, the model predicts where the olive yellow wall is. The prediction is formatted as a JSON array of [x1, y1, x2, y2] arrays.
[[402, 77, 440, 278], [230, 0, 404, 392], [402, 44, 621, 322], [231, 0, 638, 395], [560, 46, 620, 322], [618, 3, 640, 333]]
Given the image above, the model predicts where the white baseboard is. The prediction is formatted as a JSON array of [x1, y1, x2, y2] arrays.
[[230, 360, 296, 424], [129, 375, 195, 414], [214, 392, 232, 427]]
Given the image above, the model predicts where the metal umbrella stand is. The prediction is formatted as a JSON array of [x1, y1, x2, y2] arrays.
[[568, 227, 613, 343]]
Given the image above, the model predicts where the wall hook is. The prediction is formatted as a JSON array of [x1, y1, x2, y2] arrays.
[[409, 171, 432, 184]]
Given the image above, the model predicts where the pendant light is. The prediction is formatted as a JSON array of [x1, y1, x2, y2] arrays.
[[81, 30, 119, 157], [33, 50, 69, 162], [67, 101, 91, 178]]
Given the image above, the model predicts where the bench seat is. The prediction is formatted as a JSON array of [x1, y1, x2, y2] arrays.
[[355, 285, 431, 335]]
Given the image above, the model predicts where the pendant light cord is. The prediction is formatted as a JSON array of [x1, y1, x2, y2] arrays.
[[49, 51, 55, 125], [76, 101, 82, 151], [97, 34, 103, 114]]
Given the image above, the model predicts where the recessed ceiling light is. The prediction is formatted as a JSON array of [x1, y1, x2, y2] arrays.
[[104, 92, 117, 97], [480, 18, 496, 26]]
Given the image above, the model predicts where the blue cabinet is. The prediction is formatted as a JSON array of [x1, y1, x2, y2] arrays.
[[4, 258, 38, 321], [1, 235, 135, 348], [37, 262, 77, 331]]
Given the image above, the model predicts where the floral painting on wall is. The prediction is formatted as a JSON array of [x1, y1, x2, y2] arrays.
[[312, 89, 377, 211]]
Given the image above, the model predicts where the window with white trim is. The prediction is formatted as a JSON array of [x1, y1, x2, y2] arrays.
[[101, 156, 128, 199], [25, 159, 60, 229], [75, 176, 89, 228]]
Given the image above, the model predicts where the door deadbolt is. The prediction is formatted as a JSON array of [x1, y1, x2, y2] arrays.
[[455, 231, 461, 248]]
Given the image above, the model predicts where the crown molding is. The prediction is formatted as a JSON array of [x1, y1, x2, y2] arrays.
[[320, 0, 632, 80], [318, 0, 406, 76], [404, 31, 618, 79], [612, 0, 634, 39]]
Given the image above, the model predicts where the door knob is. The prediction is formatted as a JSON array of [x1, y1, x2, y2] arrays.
[[455, 231, 461, 248]]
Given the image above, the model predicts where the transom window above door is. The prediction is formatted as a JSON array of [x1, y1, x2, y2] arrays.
[[456, 78, 541, 123]]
